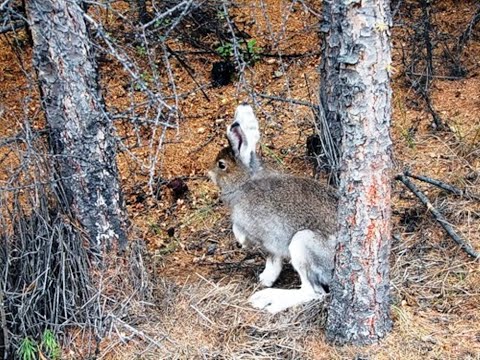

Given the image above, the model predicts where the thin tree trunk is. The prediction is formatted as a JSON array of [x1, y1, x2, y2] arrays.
[[323, 0, 393, 344], [26, 0, 128, 252]]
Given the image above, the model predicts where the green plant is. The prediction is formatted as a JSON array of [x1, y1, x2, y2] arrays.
[[149, 222, 163, 235], [135, 45, 147, 57], [401, 127, 416, 149], [245, 39, 262, 63], [154, 17, 172, 28], [41, 329, 61, 360], [216, 43, 234, 59], [216, 10, 227, 20], [216, 39, 262, 65], [17, 337, 37, 360], [140, 71, 153, 82], [133, 71, 153, 91], [261, 144, 284, 165], [17, 330, 61, 360]]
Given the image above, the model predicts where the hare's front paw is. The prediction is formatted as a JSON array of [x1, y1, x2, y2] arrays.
[[249, 288, 292, 314], [259, 269, 277, 287], [249, 289, 299, 314], [249, 288, 325, 314], [258, 256, 282, 287]]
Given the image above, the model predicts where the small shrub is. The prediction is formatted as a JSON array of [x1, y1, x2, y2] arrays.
[[41, 329, 61, 360], [17, 337, 37, 360], [216, 38, 262, 65]]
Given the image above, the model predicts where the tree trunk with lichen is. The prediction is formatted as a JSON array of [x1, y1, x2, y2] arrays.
[[26, 0, 128, 253], [323, 0, 393, 344]]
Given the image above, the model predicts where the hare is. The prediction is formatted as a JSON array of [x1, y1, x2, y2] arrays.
[[208, 104, 338, 314]]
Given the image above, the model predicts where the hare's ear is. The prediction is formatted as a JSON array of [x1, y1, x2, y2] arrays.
[[227, 104, 260, 169]]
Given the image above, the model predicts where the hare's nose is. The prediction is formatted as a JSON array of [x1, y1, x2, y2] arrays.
[[231, 121, 240, 128]]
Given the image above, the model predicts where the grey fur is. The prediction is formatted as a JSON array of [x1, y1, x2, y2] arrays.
[[208, 105, 338, 312]]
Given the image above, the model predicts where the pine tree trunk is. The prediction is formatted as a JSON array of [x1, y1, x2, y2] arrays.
[[317, 3, 344, 180], [323, 0, 393, 344], [26, 0, 128, 252]]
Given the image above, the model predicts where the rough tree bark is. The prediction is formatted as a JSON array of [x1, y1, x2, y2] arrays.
[[317, 1, 344, 181], [26, 0, 128, 252], [322, 0, 393, 344]]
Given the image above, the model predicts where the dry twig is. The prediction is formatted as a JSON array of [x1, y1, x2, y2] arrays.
[[0, 289, 7, 358], [404, 170, 480, 201], [257, 93, 318, 110], [396, 174, 479, 260]]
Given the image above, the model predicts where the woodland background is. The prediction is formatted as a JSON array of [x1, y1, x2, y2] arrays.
[[0, 0, 479, 359]]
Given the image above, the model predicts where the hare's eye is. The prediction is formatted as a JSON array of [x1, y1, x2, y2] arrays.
[[218, 160, 226, 170]]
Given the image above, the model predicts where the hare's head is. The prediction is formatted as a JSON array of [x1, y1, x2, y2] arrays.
[[208, 104, 261, 191]]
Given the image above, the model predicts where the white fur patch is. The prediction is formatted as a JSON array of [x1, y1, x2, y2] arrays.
[[232, 223, 248, 248], [249, 288, 324, 314], [289, 230, 315, 293], [259, 257, 282, 287], [227, 104, 260, 168], [289, 230, 312, 262], [233, 104, 260, 148]]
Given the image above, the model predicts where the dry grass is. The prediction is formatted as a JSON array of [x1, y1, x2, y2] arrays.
[[98, 276, 327, 359], [91, 256, 479, 359]]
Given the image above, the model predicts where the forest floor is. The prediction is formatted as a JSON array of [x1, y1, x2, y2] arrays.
[[1, 0, 480, 359]]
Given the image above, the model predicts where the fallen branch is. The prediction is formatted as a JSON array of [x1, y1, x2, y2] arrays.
[[257, 93, 318, 110], [164, 44, 210, 102], [404, 170, 480, 201], [405, 71, 464, 80], [395, 174, 479, 260]]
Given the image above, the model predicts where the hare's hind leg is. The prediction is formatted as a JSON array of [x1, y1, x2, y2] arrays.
[[249, 230, 333, 314], [290, 230, 335, 295]]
